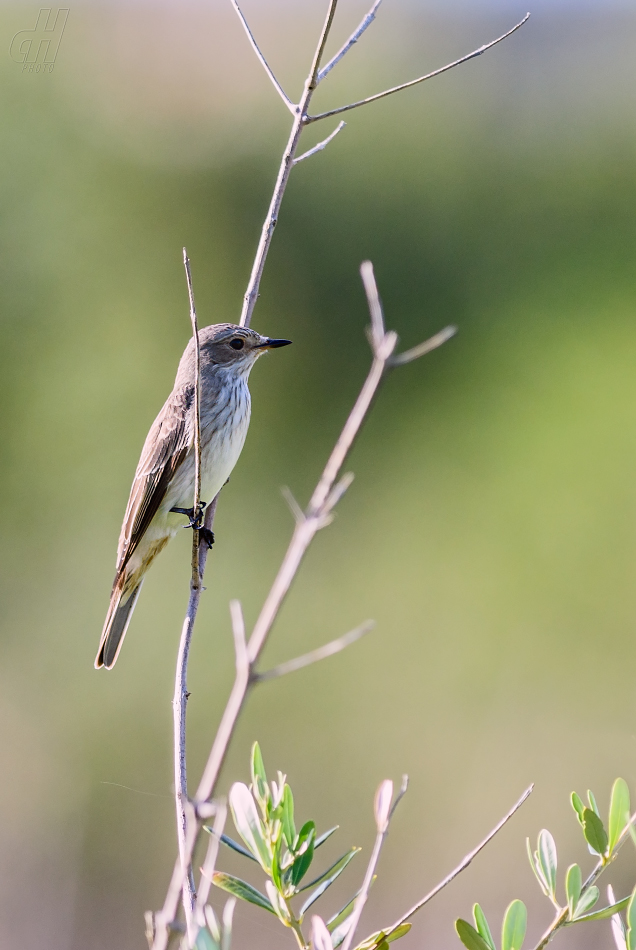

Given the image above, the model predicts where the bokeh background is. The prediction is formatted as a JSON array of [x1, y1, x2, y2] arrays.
[[1, 0, 636, 947]]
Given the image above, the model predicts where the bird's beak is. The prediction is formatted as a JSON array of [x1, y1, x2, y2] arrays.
[[256, 338, 292, 349]]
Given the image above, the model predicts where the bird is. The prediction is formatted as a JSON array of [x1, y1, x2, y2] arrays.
[[95, 323, 291, 669]]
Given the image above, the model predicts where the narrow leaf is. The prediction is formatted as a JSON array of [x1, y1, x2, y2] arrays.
[[229, 782, 272, 871], [502, 900, 527, 950], [316, 826, 339, 849], [300, 849, 361, 916], [300, 847, 361, 893], [328, 892, 360, 932], [456, 919, 491, 950], [609, 779, 631, 854], [354, 925, 411, 950], [266, 881, 291, 926], [626, 885, 636, 950], [282, 785, 297, 849], [571, 792, 586, 825], [565, 864, 582, 918], [290, 821, 316, 887], [573, 886, 599, 919], [473, 904, 496, 950], [583, 808, 608, 856], [212, 872, 275, 914], [537, 830, 557, 899], [588, 790, 600, 817], [570, 896, 631, 923], [525, 838, 549, 897], [213, 832, 258, 863], [251, 742, 269, 809]]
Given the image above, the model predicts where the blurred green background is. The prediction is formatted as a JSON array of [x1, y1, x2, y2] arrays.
[[1, 1, 636, 947]]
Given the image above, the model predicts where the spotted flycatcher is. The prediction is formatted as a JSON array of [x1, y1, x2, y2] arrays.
[[95, 323, 291, 669]]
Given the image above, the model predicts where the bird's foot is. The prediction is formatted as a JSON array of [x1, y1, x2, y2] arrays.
[[200, 528, 215, 549], [170, 501, 207, 530]]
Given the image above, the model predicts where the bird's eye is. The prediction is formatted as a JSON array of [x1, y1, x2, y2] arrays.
[[229, 338, 244, 350]]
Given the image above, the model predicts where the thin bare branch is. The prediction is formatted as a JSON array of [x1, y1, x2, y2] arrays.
[[229, 0, 295, 113], [293, 121, 346, 164], [183, 248, 202, 590], [308, 0, 340, 89], [318, 0, 383, 83], [229, 600, 248, 672], [153, 497, 219, 950], [255, 620, 374, 682], [341, 779, 400, 950], [386, 785, 534, 938], [360, 261, 386, 354], [390, 775, 409, 820], [307, 13, 531, 123], [169, 249, 207, 947], [390, 325, 457, 366], [195, 802, 227, 926], [281, 485, 306, 525]]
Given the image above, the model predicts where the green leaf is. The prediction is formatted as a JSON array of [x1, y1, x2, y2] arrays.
[[328, 892, 360, 932], [526, 838, 549, 897], [212, 872, 275, 914], [609, 779, 631, 854], [626, 885, 636, 950], [502, 900, 526, 950], [354, 925, 411, 950], [571, 792, 585, 825], [455, 919, 491, 950], [251, 742, 269, 811], [290, 821, 316, 887], [573, 886, 599, 919], [281, 785, 296, 850], [582, 808, 608, 856], [265, 881, 291, 926], [588, 790, 600, 818], [300, 848, 361, 916], [229, 782, 272, 871], [213, 832, 258, 863], [569, 895, 630, 924], [300, 847, 361, 893], [316, 826, 339, 848], [565, 864, 582, 918], [537, 830, 557, 899], [195, 926, 219, 950], [473, 904, 496, 950], [271, 833, 284, 893]]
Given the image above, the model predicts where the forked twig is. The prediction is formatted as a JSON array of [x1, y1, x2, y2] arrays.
[[340, 779, 408, 950], [317, 0, 383, 82], [155, 0, 529, 941], [294, 121, 347, 165], [308, 14, 531, 123], [230, 0, 295, 113]]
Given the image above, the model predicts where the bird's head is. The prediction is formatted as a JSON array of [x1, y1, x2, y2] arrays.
[[196, 323, 292, 375]]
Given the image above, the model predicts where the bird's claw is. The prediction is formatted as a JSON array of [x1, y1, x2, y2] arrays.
[[200, 528, 215, 549], [170, 502, 207, 530]]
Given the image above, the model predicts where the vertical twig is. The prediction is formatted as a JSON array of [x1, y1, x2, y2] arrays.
[[183, 248, 202, 589], [238, 0, 340, 328], [171, 250, 205, 946]]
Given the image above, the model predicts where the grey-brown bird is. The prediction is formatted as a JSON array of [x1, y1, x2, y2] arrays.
[[95, 323, 291, 669]]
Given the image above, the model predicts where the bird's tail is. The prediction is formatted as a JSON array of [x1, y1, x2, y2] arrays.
[[95, 579, 144, 670]]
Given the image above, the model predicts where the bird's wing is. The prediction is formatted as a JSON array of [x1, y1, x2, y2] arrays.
[[115, 385, 194, 575]]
